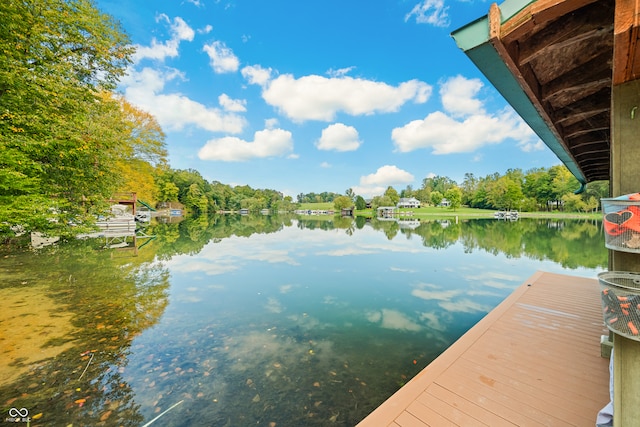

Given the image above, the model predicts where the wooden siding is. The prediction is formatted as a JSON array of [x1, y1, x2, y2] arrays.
[[357, 271, 610, 427]]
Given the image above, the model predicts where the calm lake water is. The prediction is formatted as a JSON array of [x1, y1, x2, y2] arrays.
[[0, 215, 606, 426]]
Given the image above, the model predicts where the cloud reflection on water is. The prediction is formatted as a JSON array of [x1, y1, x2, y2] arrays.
[[366, 309, 422, 331], [439, 299, 492, 314]]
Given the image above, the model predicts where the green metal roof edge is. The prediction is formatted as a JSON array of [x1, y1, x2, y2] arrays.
[[450, 1, 588, 188], [452, 0, 536, 50]]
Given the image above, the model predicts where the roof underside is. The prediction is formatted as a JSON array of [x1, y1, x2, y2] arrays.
[[453, 0, 640, 185]]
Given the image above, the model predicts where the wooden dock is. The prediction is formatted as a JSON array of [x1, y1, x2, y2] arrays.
[[357, 271, 611, 427]]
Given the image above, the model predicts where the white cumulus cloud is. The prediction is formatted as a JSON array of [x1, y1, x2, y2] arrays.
[[218, 94, 247, 112], [352, 165, 415, 198], [264, 118, 279, 129], [203, 40, 240, 73], [248, 73, 431, 122], [361, 165, 414, 186], [121, 16, 245, 134], [440, 75, 485, 117], [392, 75, 538, 154], [405, 0, 449, 27], [133, 15, 195, 62], [198, 128, 294, 161], [241, 65, 273, 86], [122, 67, 246, 133], [316, 123, 362, 152]]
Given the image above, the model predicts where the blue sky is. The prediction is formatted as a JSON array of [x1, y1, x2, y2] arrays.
[[96, 0, 561, 198]]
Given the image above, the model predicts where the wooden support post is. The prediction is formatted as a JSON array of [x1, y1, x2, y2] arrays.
[[613, 334, 640, 427], [611, 6, 640, 426], [610, 53, 640, 427]]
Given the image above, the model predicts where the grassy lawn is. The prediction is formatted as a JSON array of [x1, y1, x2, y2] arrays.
[[297, 202, 335, 211], [294, 202, 600, 219], [397, 206, 495, 217]]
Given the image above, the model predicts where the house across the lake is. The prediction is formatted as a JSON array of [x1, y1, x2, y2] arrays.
[[397, 197, 420, 208]]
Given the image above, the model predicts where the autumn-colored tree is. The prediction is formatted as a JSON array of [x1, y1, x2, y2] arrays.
[[109, 94, 168, 205]]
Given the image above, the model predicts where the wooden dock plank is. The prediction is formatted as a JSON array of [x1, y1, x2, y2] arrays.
[[451, 356, 596, 426], [463, 330, 607, 395], [414, 389, 488, 426], [423, 384, 515, 427], [394, 410, 430, 427], [356, 271, 610, 427], [435, 367, 566, 427]]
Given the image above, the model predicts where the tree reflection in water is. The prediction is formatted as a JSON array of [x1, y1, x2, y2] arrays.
[[0, 214, 606, 426], [0, 239, 169, 426]]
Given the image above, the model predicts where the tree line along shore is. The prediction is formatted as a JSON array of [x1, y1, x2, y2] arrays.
[[0, 1, 607, 241]]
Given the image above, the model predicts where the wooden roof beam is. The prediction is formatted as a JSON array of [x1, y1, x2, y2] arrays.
[[487, 3, 567, 144], [563, 118, 609, 139], [517, 4, 613, 66], [527, 28, 612, 84], [541, 59, 611, 109], [566, 129, 609, 144], [573, 148, 610, 159], [569, 138, 609, 151], [543, 77, 611, 110], [500, 0, 603, 41], [552, 87, 611, 121], [555, 107, 609, 126]]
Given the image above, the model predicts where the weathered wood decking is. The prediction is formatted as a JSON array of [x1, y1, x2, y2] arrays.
[[357, 271, 610, 427]]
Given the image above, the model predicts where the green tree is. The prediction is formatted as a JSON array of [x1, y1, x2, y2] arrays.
[[470, 183, 489, 209], [430, 191, 444, 207], [157, 181, 180, 203], [523, 168, 554, 210], [0, 0, 132, 234], [461, 173, 478, 206], [486, 176, 523, 210], [355, 195, 367, 210], [0, 0, 133, 236], [333, 195, 353, 210], [422, 175, 456, 194], [210, 181, 234, 211], [370, 195, 394, 210], [168, 169, 210, 205], [583, 195, 599, 213], [384, 186, 400, 205], [583, 180, 609, 212], [414, 187, 430, 205], [184, 183, 208, 214], [400, 185, 414, 198], [445, 187, 462, 211], [241, 197, 266, 212], [562, 193, 587, 212], [551, 165, 580, 197], [345, 188, 355, 201], [273, 195, 295, 213]]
